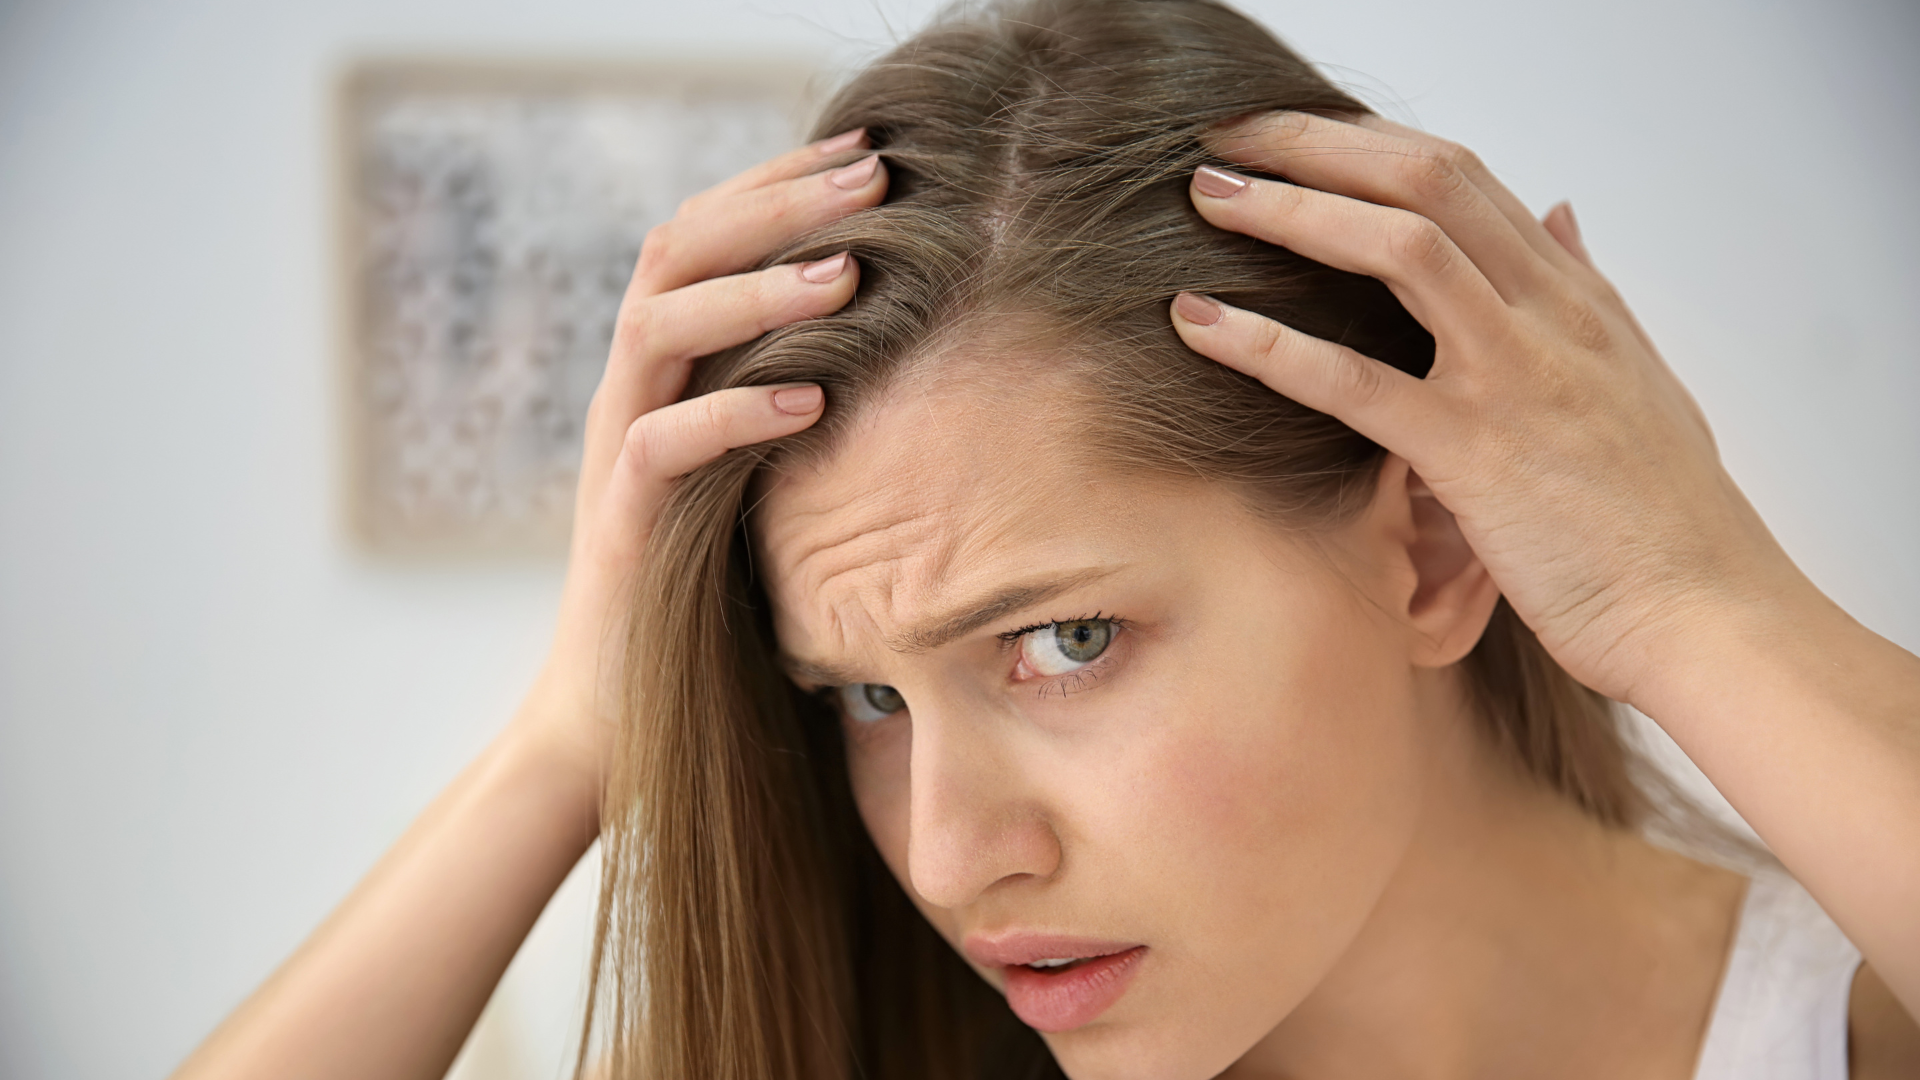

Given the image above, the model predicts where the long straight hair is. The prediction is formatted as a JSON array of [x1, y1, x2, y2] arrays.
[[584, 2, 1662, 1076]]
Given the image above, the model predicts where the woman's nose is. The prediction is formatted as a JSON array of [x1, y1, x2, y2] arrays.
[[904, 706, 1062, 911]]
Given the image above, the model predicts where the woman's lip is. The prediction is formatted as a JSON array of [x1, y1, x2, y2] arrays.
[[963, 932, 1142, 969], [1000, 946, 1147, 1032]]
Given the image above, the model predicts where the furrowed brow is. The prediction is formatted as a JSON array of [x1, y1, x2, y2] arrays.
[[778, 567, 1122, 688], [782, 655, 865, 689], [885, 567, 1118, 653]]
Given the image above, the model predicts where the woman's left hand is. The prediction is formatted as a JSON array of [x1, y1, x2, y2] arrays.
[[1171, 111, 1776, 705], [1169, 111, 1920, 1016]]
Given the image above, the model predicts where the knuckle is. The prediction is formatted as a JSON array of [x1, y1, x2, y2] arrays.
[[1403, 148, 1469, 204], [622, 414, 662, 474], [1269, 178, 1310, 215], [1386, 216, 1455, 276], [1263, 109, 1314, 145], [753, 281, 795, 335], [613, 296, 657, 348], [750, 267, 786, 311], [1440, 139, 1487, 178], [1329, 352, 1389, 412], [634, 222, 678, 279], [1250, 317, 1289, 364], [689, 393, 731, 440]]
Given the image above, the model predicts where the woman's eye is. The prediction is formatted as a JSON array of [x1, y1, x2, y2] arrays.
[[838, 682, 906, 723], [1019, 619, 1114, 676]]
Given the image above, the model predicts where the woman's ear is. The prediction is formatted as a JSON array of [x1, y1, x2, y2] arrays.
[[1371, 455, 1503, 668]]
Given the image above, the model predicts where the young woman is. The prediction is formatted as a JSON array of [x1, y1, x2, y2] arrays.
[[172, 2, 1920, 1078]]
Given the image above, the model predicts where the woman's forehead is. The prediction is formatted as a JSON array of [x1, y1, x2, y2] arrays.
[[753, 368, 1104, 601]]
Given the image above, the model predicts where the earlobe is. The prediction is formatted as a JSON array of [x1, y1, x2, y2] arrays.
[[1382, 457, 1502, 668]]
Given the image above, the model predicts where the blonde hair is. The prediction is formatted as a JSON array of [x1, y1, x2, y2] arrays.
[[585, 2, 1657, 1076]]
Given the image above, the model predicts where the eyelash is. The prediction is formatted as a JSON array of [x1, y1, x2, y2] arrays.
[[1001, 613, 1128, 698], [815, 613, 1130, 720], [995, 611, 1115, 645]]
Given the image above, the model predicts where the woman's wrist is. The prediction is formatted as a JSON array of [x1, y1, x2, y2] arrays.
[[1622, 549, 1869, 738], [498, 671, 611, 839]]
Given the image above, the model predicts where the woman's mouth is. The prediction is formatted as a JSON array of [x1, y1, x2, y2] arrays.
[[965, 935, 1148, 1032]]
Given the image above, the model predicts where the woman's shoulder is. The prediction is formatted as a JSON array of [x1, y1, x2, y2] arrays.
[[1692, 867, 1918, 1080]]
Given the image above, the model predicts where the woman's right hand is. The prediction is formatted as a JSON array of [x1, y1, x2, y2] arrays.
[[514, 129, 887, 797], [168, 132, 885, 1080]]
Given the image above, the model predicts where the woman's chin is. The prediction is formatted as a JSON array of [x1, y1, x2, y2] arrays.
[[1035, 993, 1273, 1080]]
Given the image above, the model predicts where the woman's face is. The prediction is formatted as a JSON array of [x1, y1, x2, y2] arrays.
[[755, 362, 1453, 1080]]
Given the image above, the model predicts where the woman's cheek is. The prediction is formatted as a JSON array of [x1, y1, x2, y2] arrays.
[[1088, 600, 1425, 1006]]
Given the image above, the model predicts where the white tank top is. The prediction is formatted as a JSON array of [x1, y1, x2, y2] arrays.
[[1693, 868, 1862, 1080]]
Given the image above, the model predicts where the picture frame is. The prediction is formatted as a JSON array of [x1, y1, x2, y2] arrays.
[[335, 57, 822, 556]]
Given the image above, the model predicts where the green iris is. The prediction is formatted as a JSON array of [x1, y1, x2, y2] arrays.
[[1054, 620, 1111, 663]]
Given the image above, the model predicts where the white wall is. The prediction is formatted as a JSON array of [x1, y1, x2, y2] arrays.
[[1, 1, 1914, 1078]]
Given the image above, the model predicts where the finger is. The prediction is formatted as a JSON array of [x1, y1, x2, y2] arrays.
[[593, 383, 826, 562], [1189, 165, 1506, 340], [1353, 114, 1589, 277], [1169, 292, 1443, 462], [1541, 201, 1663, 356], [1208, 112, 1550, 301], [695, 128, 868, 205], [629, 153, 887, 296], [583, 253, 858, 505], [1541, 201, 1596, 269]]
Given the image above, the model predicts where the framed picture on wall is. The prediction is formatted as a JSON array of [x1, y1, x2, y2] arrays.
[[336, 57, 821, 555]]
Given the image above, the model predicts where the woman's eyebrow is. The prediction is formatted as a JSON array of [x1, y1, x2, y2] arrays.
[[782, 656, 864, 689], [778, 567, 1123, 687], [884, 567, 1120, 653]]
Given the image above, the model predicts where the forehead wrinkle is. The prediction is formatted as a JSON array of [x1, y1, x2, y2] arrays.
[[772, 435, 1107, 656], [784, 506, 929, 591], [767, 498, 951, 666], [881, 566, 1119, 654], [756, 342, 1107, 672]]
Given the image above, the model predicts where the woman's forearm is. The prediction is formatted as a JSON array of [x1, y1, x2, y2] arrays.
[[1637, 578, 1920, 1014], [170, 699, 601, 1080], [165, 132, 882, 1080]]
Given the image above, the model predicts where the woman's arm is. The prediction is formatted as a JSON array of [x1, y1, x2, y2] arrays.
[[168, 706, 598, 1080], [1169, 112, 1920, 1017], [168, 129, 887, 1080]]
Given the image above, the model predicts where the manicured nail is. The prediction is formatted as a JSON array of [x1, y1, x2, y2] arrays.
[[1193, 165, 1249, 199], [815, 128, 866, 154], [772, 384, 824, 415], [1173, 292, 1223, 326], [801, 252, 851, 283], [829, 154, 880, 190]]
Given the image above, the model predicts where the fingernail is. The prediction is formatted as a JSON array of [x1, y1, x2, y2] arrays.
[[1173, 292, 1223, 326], [801, 252, 851, 283], [829, 154, 880, 190], [1562, 201, 1583, 240], [1193, 165, 1249, 199], [815, 128, 866, 154], [772, 384, 824, 415]]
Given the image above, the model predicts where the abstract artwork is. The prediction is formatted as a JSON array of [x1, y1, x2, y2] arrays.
[[338, 59, 818, 553]]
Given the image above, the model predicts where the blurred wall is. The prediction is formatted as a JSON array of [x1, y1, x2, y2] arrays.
[[1, 1, 1915, 1078]]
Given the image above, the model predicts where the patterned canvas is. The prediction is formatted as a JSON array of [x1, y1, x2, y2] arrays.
[[340, 61, 816, 553]]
